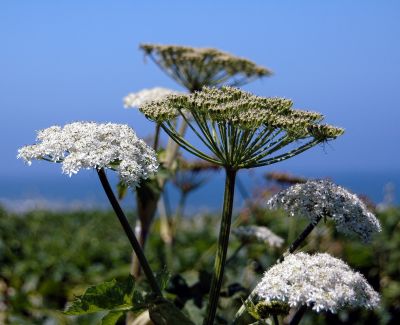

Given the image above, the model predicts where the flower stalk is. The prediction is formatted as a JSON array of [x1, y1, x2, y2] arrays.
[[97, 168, 162, 296], [203, 168, 237, 325], [277, 216, 322, 263]]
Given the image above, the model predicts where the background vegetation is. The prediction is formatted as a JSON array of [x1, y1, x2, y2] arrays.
[[1, 188, 398, 324]]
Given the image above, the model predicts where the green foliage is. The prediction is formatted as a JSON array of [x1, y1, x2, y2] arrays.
[[1, 205, 399, 324], [0, 208, 132, 324], [65, 276, 136, 315]]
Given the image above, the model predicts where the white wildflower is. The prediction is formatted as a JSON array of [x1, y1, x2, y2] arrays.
[[17, 122, 158, 187], [232, 226, 284, 248], [254, 252, 380, 313], [123, 87, 180, 109], [267, 180, 381, 243]]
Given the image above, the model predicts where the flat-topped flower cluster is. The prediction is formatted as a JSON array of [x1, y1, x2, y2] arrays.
[[140, 44, 271, 77], [17, 122, 158, 187], [267, 180, 381, 242], [140, 44, 272, 90], [254, 252, 380, 313], [140, 86, 344, 139]]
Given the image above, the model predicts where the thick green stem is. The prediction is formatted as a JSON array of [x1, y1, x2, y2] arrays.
[[153, 123, 161, 150], [203, 168, 237, 325], [97, 168, 162, 296]]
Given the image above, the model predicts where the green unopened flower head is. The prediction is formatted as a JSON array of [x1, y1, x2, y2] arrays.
[[140, 86, 344, 170], [140, 43, 272, 91]]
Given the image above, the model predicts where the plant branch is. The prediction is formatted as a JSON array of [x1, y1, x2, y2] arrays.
[[278, 216, 322, 263], [97, 168, 162, 296]]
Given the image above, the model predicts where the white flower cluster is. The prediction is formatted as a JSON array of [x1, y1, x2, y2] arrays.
[[254, 252, 380, 313], [17, 122, 158, 187], [123, 87, 180, 109], [232, 225, 284, 248], [267, 180, 381, 243]]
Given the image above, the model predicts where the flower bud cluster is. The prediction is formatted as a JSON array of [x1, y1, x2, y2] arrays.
[[141, 86, 344, 141], [140, 44, 271, 89]]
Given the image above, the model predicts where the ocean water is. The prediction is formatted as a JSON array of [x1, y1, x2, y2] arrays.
[[0, 169, 398, 214]]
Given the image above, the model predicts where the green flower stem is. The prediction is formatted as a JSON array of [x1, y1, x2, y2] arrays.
[[272, 314, 280, 325], [248, 139, 320, 168], [162, 123, 221, 165], [153, 123, 161, 150], [203, 168, 237, 325], [233, 215, 323, 324], [164, 119, 188, 170], [97, 168, 162, 297], [180, 110, 223, 158], [277, 216, 323, 263]]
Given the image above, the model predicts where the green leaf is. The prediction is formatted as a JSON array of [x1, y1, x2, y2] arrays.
[[149, 301, 195, 325], [101, 310, 124, 325], [155, 267, 170, 291], [65, 276, 135, 315]]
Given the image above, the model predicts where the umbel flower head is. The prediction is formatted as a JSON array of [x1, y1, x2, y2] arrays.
[[140, 43, 272, 91], [17, 122, 158, 187], [267, 180, 381, 242], [253, 252, 380, 313], [232, 225, 284, 248], [124, 87, 181, 109], [140, 86, 344, 170]]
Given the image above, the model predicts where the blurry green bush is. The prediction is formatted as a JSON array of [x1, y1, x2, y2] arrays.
[[0, 203, 399, 324]]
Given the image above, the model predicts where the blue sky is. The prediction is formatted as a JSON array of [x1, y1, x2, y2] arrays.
[[0, 1, 399, 205]]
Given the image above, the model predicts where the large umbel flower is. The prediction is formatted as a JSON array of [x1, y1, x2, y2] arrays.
[[141, 86, 343, 325], [140, 86, 344, 169], [253, 253, 380, 314], [140, 43, 272, 91], [267, 180, 381, 243], [17, 122, 158, 188], [18, 122, 163, 297]]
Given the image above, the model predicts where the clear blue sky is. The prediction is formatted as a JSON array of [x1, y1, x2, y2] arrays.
[[1, 0, 399, 182]]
